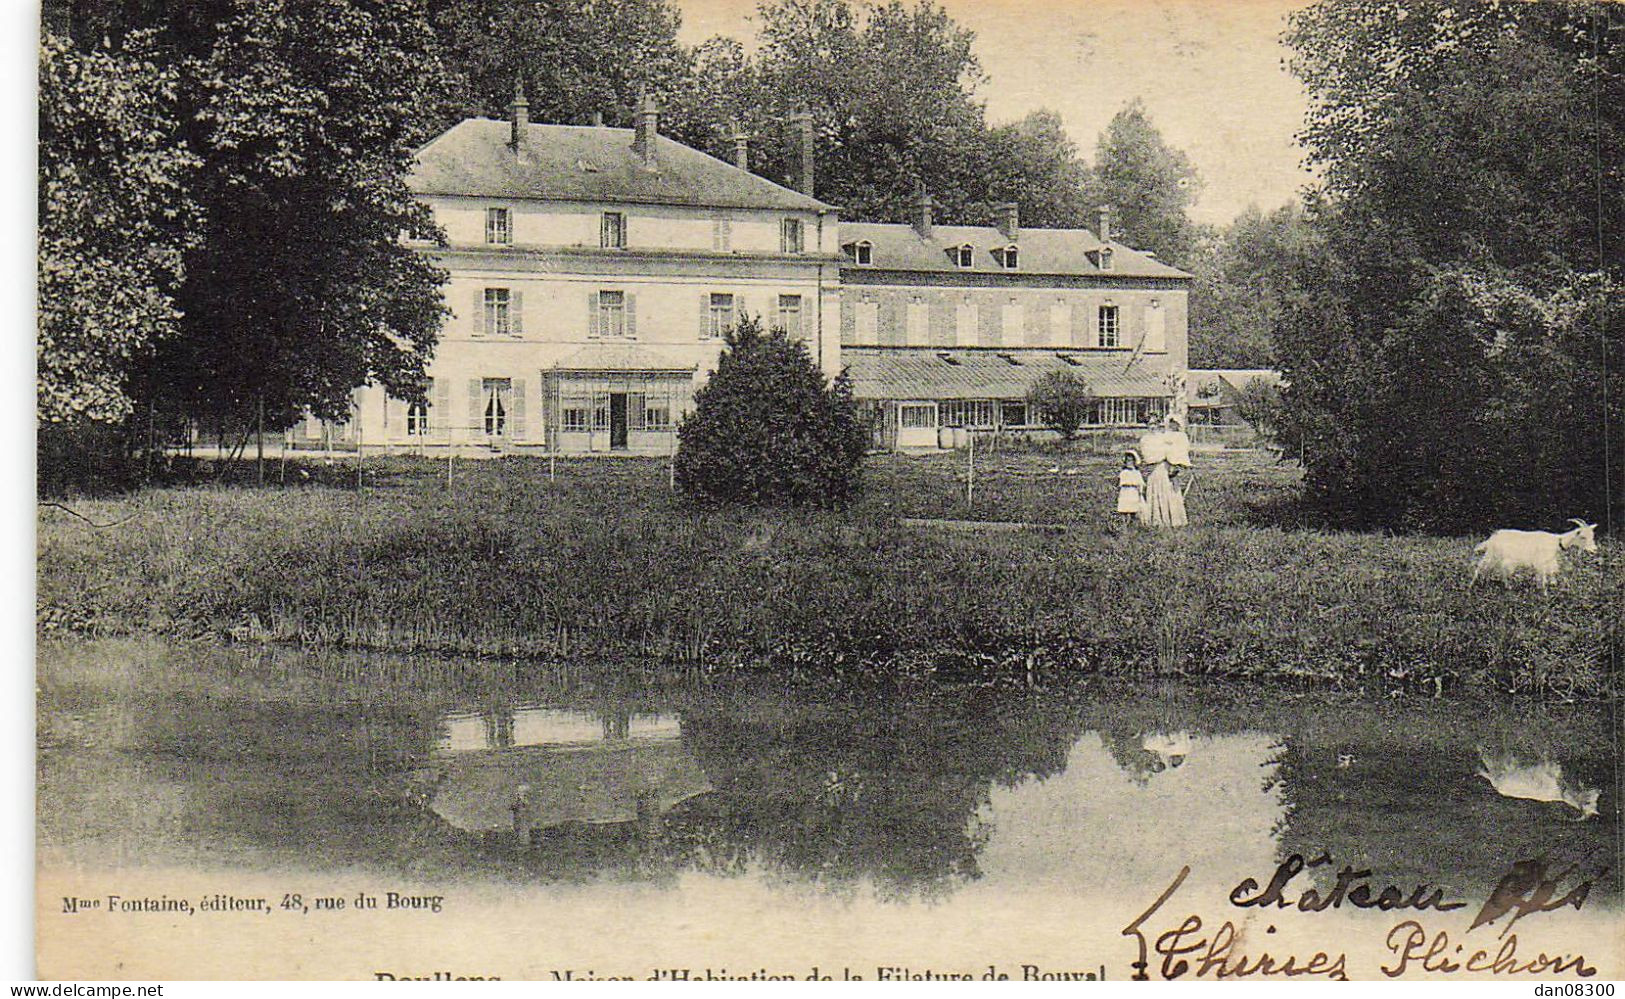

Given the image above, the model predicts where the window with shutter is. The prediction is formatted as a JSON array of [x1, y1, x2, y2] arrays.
[[466, 378, 482, 438], [433, 379, 450, 431], [599, 290, 626, 337], [707, 294, 735, 339], [510, 378, 527, 439], [601, 212, 626, 249], [780, 218, 804, 253], [777, 295, 802, 336], [483, 288, 511, 336], [1098, 304, 1121, 348]]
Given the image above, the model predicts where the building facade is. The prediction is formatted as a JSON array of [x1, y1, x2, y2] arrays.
[[840, 199, 1191, 448], [333, 97, 839, 456]]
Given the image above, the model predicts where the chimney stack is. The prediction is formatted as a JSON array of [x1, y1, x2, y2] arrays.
[[789, 112, 815, 197], [632, 93, 660, 166], [914, 193, 934, 239], [509, 81, 529, 149], [1097, 205, 1113, 243], [996, 202, 1020, 240], [730, 122, 750, 170]]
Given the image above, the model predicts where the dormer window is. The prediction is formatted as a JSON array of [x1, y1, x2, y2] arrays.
[[781, 217, 805, 253], [1000, 245, 1019, 269], [1098, 246, 1114, 271], [854, 240, 873, 265], [955, 244, 974, 268], [485, 207, 512, 245]]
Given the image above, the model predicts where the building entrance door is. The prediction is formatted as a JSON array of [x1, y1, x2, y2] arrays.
[[896, 402, 939, 448], [609, 393, 629, 450]]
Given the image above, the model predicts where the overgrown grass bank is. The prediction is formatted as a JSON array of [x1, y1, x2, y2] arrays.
[[36, 448, 1621, 698]]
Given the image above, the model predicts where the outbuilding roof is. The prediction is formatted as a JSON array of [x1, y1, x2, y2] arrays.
[[841, 222, 1190, 279], [410, 118, 833, 213], [844, 346, 1173, 401]]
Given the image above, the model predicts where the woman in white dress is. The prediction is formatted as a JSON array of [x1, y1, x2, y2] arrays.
[[1137, 413, 1191, 528]]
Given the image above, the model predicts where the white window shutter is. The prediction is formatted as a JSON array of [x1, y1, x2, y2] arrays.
[[626, 293, 637, 337], [433, 379, 449, 431], [735, 294, 746, 328], [511, 291, 524, 337], [699, 292, 710, 338], [588, 291, 600, 337], [473, 289, 486, 336], [467, 379, 483, 437], [510, 378, 527, 439]]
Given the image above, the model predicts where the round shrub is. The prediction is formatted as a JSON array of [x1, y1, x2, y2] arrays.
[[675, 314, 868, 506], [1027, 370, 1097, 440]]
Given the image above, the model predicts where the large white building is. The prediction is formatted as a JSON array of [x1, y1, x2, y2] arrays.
[[333, 95, 838, 456], [310, 95, 1187, 455]]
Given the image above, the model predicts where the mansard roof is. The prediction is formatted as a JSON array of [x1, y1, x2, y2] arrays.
[[841, 222, 1190, 279], [410, 118, 833, 213]]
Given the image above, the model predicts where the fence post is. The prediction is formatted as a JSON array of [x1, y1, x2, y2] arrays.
[[966, 429, 975, 512]]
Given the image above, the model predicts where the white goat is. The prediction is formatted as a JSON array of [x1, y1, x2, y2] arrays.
[[1477, 751, 1600, 821], [1470, 519, 1598, 593]]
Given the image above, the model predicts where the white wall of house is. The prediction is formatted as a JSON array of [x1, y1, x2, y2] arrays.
[[353, 196, 841, 452], [424, 195, 837, 256]]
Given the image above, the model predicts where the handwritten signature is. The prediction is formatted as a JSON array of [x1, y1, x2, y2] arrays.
[[1122, 858, 1602, 981]]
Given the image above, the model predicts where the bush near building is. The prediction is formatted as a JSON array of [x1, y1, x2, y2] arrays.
[[1026, 371, 1097, 440], [674, 316, 868, 507]]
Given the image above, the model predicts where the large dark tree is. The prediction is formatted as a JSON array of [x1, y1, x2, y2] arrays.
[[1278, 0, 1623, 532], [430, 0, 692, 131], [1085, 100, 1203, 268], [1187, 204, 1315, 369], [38, 30, 198, 426], [154, 0, 452, 431]]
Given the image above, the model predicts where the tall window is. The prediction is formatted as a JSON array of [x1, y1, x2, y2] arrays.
[[601, 211, 626, 249], [777, 294, 802, 334], [854, 240, 873, 265], [407, 379, 432, 435], [708, 293, 736, 339], [484, 288, 511, 336], [955, 244, 974, 268], [1001, 245, 1019, 269], [781, 217, 804, 253], [485, 207, 512, 245], [482, 379, 511, 437], [712, 215, 732, 251], [1098, 304, 1120, 348], [1099, 247, 1114, 271], [598, 290, 627, 338]]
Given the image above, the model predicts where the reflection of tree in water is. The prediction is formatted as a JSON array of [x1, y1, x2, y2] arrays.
[[648, 690, 1092, 898]]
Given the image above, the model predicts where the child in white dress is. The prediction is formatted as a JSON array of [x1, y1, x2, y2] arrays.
[[1116, 450, 1145, 530]]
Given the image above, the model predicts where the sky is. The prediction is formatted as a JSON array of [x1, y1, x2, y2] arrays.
[[675, 0, 1317, 226]]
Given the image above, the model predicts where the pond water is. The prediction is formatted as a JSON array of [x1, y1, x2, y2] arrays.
[[36, 638, 1621, 979]]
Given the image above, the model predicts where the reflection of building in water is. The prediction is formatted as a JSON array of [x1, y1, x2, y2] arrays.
[[975, 731, 1287, 897], [427, 707, 710, 845]]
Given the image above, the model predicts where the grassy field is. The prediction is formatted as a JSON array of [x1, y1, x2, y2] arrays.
[[36, 443, 1621, 698]]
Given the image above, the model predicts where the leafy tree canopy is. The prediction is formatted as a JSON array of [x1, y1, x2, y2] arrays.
[[38, 30, 198, 425], [1086, 99, 1203, 268]]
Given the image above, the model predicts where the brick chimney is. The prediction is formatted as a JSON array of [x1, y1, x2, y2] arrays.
[[914, 193, 934, 239], [789, 112, 815, 197], [632, 94, 660, 166], [996, 202, 1020, 240], [509, 81, 529, 149], [730, 122, 750, 170], [1097, 204, 1113, 243]]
